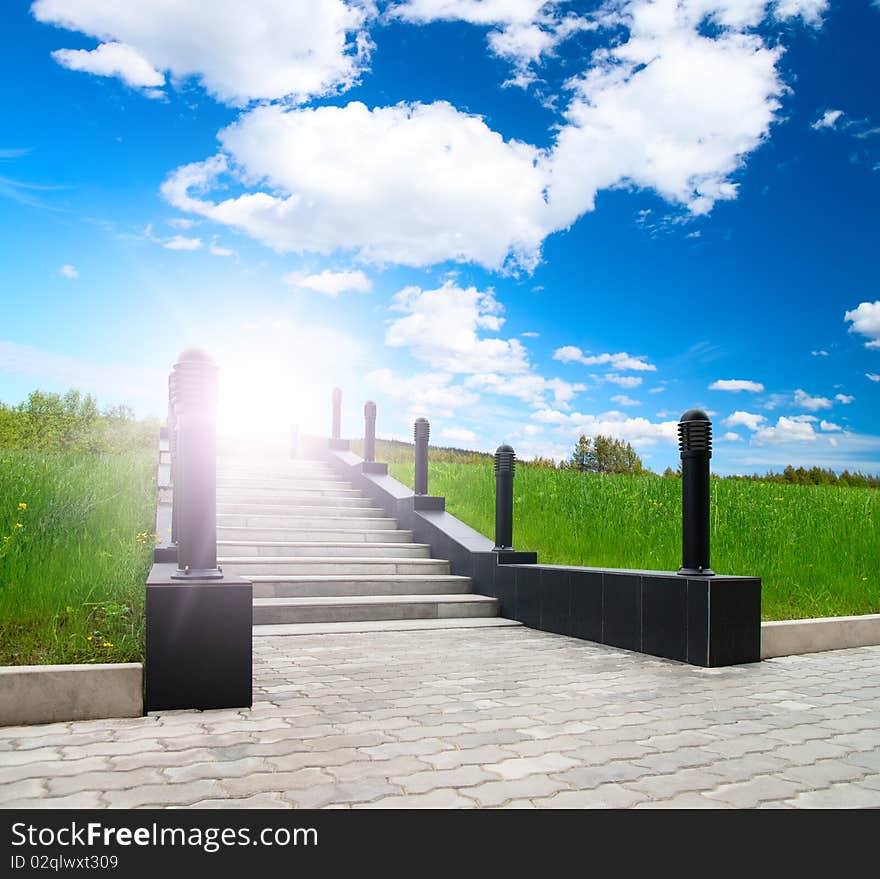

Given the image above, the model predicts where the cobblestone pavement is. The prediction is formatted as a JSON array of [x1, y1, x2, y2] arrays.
[[3, 628, 880, 809]]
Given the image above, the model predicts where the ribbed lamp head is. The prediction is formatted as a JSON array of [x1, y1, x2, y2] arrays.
[[414, 417, 430, 442], [494, 444, 516, 474], [364, 400, 376, 418], [171, 348, 218, 415], [678, 409, 712, 454]]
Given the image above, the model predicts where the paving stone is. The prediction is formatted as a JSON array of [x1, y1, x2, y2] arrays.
[[102, 781, 226, 809], [553, 761, 652, 790], [358, 739, 448, 760], [220, 768, 334, 797], [771, 741, 853, 763], [11, 791, 105, 809], [0, 777, 47, 805], [486, 753, 580, 780], [283, 780, 401, 808], [466, 776, 569, 807], [48, 769, 165, 797], [164, 757, 276, 784], [532, 784, 649, 809], [189, 794, 291, 809], [704, 776, 807, 807], [631, 747, 719, 773], [779, 760, 868, 788], [623, 767, 728, 798], [330, 756, 433, 782], [422, 745, 516, 770], [634, 793, 734, 809], [785, 783, 880, 809], [391, 765, 497, 794], [355, 788, 478, 809]]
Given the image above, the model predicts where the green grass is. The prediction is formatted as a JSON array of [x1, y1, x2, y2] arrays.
[[0, 451, 156, 665], [388, 459, 880, 622]]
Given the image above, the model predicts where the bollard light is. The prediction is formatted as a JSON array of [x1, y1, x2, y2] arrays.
[[677, 409, 715, 576], [167, 372, 179, 550], [493, 444, 516, 551], [414, 417, 430, 496], [170, 348, 223, 580], [364, 401, 377, 463], [331, 387, 342, 440]]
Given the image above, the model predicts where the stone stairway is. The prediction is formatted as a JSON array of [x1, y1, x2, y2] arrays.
[[215, 456, 518, 635]]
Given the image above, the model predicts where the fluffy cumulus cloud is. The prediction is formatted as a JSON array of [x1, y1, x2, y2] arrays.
[[553, 346, 655, 372], [153, 1, 828, 271], [820, 420, 842, 432], [161, 102, 549, 271], [440, 426, 477, 443], [464, 372, 585, 408], [533, 407, 679, 447], [793, 388, 832, 411], [724, 410, 766, 430], [611, 394, 640, 407], [868, 373, 880, 383], [284, 269, 372, 297], [163, 235, 202, 251], [811, 108, 844, 130], [835, 393, 854, 404], [32, 0, 374, 104], [58, 264, 78, 279], [710, 379, 765, 392], [845, 300, 880, 349], [50, 42, 164, 90], [366, 367, 478, 417], [392, 1, 593, 87], [753, 415, 818, 444]]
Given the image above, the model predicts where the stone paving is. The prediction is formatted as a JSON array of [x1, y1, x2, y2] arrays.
[[2, 627, 880, 809]]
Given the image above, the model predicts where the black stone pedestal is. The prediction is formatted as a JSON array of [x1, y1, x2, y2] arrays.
[[145, 563, 253, 711]]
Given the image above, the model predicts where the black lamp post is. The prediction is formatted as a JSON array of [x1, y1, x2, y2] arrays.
[[364, 401, 377, 463], [414, 417, 429, 496], [170, 348, 222, 580], [493, 444, 516, 551], [677, 409, 715, 576]]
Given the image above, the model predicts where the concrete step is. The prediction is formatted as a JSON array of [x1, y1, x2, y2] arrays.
[[252, 594, 498, 625], [217, 488, 365, 503], [217, 526, 412, 542], [220, 557, 451, 576], [216, 502, 382, 517], [254, 617, 521, 636], [216, 513, 395, 529], [251, 574, 473, 598], [218, 541, 431, 558], [217, 479, 356, 492]]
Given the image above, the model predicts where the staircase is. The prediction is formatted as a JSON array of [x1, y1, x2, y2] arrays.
[[215, 456, 517, 635]]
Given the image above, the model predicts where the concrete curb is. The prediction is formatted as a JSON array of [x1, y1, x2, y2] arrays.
[[761, 614, 880, 659], [0, 663, 143, 727]]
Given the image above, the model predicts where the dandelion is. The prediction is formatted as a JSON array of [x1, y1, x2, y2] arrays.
[[87, 636, 93, 641], [102, 642, 113, 648], [14, 523, 23, 529], [17, 502, 26, 510]]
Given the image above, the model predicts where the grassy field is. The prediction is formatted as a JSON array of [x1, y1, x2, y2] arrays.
[[385, 456, 879, 622], [0, 451, 155, 665]]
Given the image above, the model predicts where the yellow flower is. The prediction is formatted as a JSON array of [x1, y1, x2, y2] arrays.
[[87, 636, 93, 641], [14, 523, 23, 529], [102, 642, 113, 648], [17, 502, 26, 510]]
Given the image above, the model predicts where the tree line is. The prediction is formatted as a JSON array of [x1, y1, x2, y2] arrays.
[[0, 390, 157, 454]]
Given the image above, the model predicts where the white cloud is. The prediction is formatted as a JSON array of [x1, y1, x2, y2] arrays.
[[58, 264, 78, 279], [721, 431, 743, 441], [724, 410, 766, 430], [284, 269, 372, 298], [168, 217, 197, 230], [385, 282, 529, 374], [209, 242, 234, 257], [163, 235, 202, 251], [366, 368, 478, 417], [32, 0, 374, 105], [752, 415, 818, 445], [161, 102, 548, 271], [532, 407, 679, 447], [521, 331, 540, 338], [794, 388, 832, 411], [440, 426, 477, 444], [811, 349, 828, 356], [868, 373, 880, 383], [51, 42, 164, 90], [835, 393, 854, 404], [603, 374, 643, 388], [710, 379, 765, 392], [811, 109, 844, 130], [553, 346, 656, 372], [523, 424, 543, 436], [648, 386, 666, 393], [820, 420, 842, 432], [464, 372, 585, 409], [392, 1, 594, 87], [611, 394, 640, 407], [844, 300, 880, 349]]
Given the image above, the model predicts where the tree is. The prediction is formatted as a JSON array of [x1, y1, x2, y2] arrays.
[[568, 434, 643, 475]]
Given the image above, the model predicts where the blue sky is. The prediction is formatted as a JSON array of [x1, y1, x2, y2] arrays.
[[1, 0, 879, 474]]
